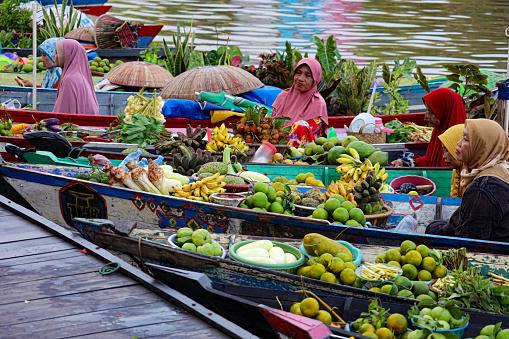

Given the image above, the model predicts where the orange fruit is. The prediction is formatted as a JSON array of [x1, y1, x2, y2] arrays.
[[386, 313, 408, 334]]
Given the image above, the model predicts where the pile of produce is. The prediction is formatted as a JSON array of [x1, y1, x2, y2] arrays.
[[352, 169, 385, 215], [370, 276, 435, 300], [124, 88, 165, 122], [375, 240, 447, 282], [235, 240, 297, 265], [206, 123, 249, 152], [270, 146, 309, 165], [173, 172, 227, 201], [350, 299, 409, 338], [1, 115, 13, 136], [172, 228, 223, 257], [88, 57, 123, 74], [75, 169, 109, 184], [119, 113, 163, 149], [358, 263, 401, 282], [408, 302, 468, 332], [239, 181, 295, 215], [231, 105, 290, 144], [296, 233, 361, 287], [385, 119, 433, 143], [297, 189, 365, 226], [469, 323, 508, 339], [288, 295, 334, 325]]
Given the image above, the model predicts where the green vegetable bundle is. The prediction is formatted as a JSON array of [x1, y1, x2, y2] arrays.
[[120, 113, 163, 148]]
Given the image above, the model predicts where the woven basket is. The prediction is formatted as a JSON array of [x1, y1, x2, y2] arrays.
[[105, 61, 174, 88], [95, 14, 138, 49], [161, 65, 264, 100], [346, 123, 386, 144], [364, 204, 393, 227], [65, 27, 95, 43]]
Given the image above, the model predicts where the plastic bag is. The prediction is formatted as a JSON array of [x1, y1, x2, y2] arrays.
[[394, 216, 418, 233]]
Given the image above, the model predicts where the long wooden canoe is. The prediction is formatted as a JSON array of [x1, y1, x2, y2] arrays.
[[146, 264, 507, 337], [2, 161, 509, 257]]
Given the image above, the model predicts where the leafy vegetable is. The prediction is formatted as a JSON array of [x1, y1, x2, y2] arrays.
[[120, 113, 163, 149]]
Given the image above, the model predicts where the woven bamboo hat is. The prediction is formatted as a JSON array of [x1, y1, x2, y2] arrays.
[[160, 65, 264, 100], [105, 61, 174, 89], [64, 27, 95, 43]]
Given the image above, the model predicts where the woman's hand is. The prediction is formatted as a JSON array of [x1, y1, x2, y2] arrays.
[[390, 159, 403, 167], [15, 78, 33, 87]]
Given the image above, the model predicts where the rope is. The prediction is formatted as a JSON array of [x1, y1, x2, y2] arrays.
[[99, 262, 120, 275]]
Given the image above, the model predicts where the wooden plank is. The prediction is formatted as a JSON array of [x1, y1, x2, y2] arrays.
[[76, 322, 229, 339], [0, 249, 79, 267], [1, 302, 222, 338], [0, 253, 109, 285], [0, 216, 42, 233], [0, 229, 52, 243], [0, 285, 160, 326], [0, 271, 137, 305], [0, 236, 75, 260]]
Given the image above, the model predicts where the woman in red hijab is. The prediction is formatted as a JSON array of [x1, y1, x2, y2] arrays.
[[390, 87, 466, 167], [272, 58, 328, 146]]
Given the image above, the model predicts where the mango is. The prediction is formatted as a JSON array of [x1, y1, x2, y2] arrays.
[[367, 150, 389, 166], [302, 233, 353, 258], [347, 141, 376, 160]]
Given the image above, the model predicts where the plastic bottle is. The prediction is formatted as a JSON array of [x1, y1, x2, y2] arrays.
[[327, 127, 338, 139], [154, 155, 165, 166], [139, 158, 149, 169], [251, 142, 277, 163], [119, 149, 142, 171]]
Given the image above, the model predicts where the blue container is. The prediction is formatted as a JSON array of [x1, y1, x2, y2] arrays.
[[299, 240, 363, 266], [412, 316, 468, 339]]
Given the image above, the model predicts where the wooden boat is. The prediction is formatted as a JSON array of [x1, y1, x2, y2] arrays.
[[38, 0, 107, 6], [2, 161, 509, 258], [75, 5, 112, 18], [146, 264, 507, 337], [0, 194, 256, 338]]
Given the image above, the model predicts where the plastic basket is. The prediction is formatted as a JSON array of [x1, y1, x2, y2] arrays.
[[390, 175, 436, 196], [299, 240, 363, 267], [167, 234, 226, 259], [229, 240, 305, 274]]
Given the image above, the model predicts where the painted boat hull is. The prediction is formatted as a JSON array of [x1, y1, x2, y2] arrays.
[[2, 162, 509, 259]]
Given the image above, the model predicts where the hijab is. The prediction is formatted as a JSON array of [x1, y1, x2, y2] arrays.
[[53, 39, 100, 115], [438, 124, 465, 198], [272, 58, 328, 127], [461, 119, 509, 188], [418, 87, 466, 167], [38, 37, 63, 89]]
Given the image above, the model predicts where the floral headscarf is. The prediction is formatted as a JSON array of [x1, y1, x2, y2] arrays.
[[38, 37, 63, 89]]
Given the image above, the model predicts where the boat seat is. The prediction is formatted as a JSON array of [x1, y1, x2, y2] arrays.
[[23, 131, 85, 158], [5, 143, 36, 162]]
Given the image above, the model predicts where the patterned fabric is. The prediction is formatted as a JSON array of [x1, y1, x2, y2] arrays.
[[38, 38, 63, 89], [287, 118, 323, 147], [400, 152, 417, 167]]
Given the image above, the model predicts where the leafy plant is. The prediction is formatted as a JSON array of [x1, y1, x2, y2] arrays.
[[15, 33, 32, 49], [0, 0, 32, 34], [331, 60, 377, 116], [256, 52, 292, 89], [140, 45, 162, 65], [162, 23, 194, 76], [384, 119, 413, 143], [443, 63, 493, 116], [380, 57, 417, 115], [0, 30, 13, 48], [313, 35, 343, 88], [39, 0, 82, 40]]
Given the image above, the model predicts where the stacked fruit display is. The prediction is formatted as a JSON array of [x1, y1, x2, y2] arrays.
[[232, 105, 290, 144], [352, 169, 385, 215], [375, 240, 448, 282], [206, 123, 249, 152], [469, 323, 508, 339], [89, 57, 123, 74], [173, 172, 227, 201], [270, 146, 309, 165], [0, 116, 13, 136], [173, 228, 223, 257], [408, 302, 468, 333], [351, 299, 409, 338], [234, 240, 297, 264], [271, 173, 325, 187], [239, 181, 295, 215], [296, 233, 361, 287], [289, 296, 333, 325]]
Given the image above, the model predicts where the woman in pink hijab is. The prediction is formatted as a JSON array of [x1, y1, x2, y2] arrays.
[[272, 58, 328, 146], [53, 39, 100, 115]]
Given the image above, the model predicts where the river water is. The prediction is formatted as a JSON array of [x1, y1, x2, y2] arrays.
[[107, 0, 509, 76]]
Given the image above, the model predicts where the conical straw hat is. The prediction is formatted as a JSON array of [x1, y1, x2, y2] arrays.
[[161, 65, 264, 100], [105, 61, 174, 89], [64, 27, 95, 42]]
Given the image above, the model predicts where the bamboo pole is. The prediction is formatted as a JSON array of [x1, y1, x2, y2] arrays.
[[32, 2, 37, 110]]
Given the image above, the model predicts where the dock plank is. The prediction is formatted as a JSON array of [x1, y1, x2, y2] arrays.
[[0, 249, 80, 267], [1, 302, 229, 338], [0, 236, 76, 260]]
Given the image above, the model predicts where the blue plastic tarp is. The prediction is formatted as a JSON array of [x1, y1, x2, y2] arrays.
[[239, 85, 282, 107], [162, 99, 211, 120]]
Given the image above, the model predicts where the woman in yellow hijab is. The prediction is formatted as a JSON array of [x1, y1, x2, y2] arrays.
[[438, 124, 465, 198], [426, 119, 509, 241]]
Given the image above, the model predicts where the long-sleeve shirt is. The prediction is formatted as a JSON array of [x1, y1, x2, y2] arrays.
[[426, 176, 509, 242]]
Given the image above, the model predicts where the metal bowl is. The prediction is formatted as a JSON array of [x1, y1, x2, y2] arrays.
[[210, 193, 246, 207]]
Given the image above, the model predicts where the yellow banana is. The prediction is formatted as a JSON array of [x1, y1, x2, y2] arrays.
[[365, 159, 373, 168], [338, 183, 347, 197], [336, 165, 353, 173], [337, 158, 355, 164], [361, 171, 368, 180], [381, 172, 389, 182], [216, 133, 225, 142], [182, 184, 192, 192], [348, 148, 360, 160], [201, 173, 220, 183], [340, 154, 355, 161], [190, 182, 198, 190], [209, 187, 227, 194], [207, 181, 226, 189], [215, 175, 225, 182], [174, 185, 183, 192], [175, 190, 192, 198], [360, 164, 369, 172], [377, 167, 386, 179], [346, 193, 354, 201], [201, 184, 210, 195], [374, 162, 380, 174], [194, 186, 201, 197], [345, 167, 356, 178], [353, 168, 362, 182], [190, 196, 205, 201]]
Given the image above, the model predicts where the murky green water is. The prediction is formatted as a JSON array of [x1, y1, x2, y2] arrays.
[[107, 0, 509, 76]]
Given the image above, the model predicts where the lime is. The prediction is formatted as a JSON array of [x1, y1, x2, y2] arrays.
[[300, 297, 319, 317], [341, 201, 355, 211], [254, 182, 269, 194], [252, 192, 268, 208], [404, 250, 422, 266], [402, 264, 418, 280], [349, 207, 364, 223], [329, 194, 345, 203], [324, 198, 341, 214], [312, 208, 328, 220], [400, 240, 416, 255], [332, 207, 349, 223], [269, 201, 284, 214]]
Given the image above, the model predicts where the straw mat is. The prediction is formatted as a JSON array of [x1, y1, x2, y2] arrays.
[[104, 61, 174, 88], [160, 65, 264, 100], [65, 27, 95, 43]]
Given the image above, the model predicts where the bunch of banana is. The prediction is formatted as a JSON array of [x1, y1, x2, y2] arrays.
[[372, 162, 389, 182], [173, 173, 227, 201], [206, 123, 249, 152], [325, 181, 357, 207], [336, 153, 375, 183], [353, 169, 384, 215], [173, 148, 218, 176], [154, 125, 208, 157]]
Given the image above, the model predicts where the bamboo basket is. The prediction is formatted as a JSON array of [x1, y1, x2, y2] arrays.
[[95, 15, 138, 49], [364, 204, 393, 227], [346, 123, 386, 144]]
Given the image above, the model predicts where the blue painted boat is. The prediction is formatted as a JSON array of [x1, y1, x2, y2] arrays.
[[1, 161, 509, 263]]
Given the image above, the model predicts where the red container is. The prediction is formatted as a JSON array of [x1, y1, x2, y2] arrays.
[[389, 175, 436, 196], [224, 183, 253, 193]]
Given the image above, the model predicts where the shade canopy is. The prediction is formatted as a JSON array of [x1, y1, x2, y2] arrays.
[[104, 61, 174, 89], [161, 65, 264, 100]]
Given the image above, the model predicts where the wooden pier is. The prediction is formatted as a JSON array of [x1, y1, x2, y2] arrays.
[[0, 195, 255, 338]]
